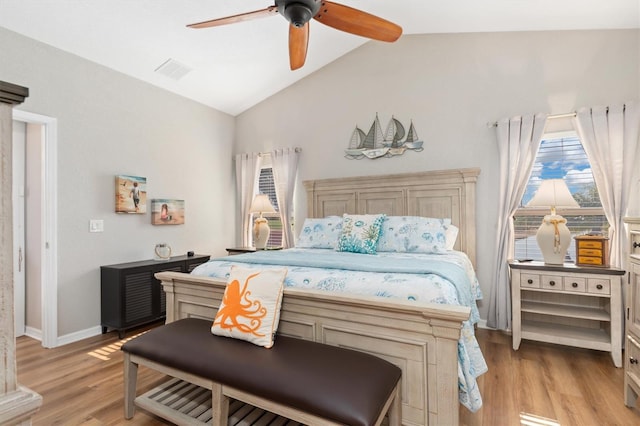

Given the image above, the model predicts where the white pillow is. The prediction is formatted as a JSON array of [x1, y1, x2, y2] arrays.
[[211, 266, 287, 348], [377, 216, 449, 253], [296, 216, 343, 249]]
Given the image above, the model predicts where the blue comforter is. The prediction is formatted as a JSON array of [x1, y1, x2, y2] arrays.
[[192, 248, 487, 412]]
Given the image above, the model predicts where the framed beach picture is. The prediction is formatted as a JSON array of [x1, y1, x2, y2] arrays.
[[151, 199, 185, 225], [115, 175, 147, 214]]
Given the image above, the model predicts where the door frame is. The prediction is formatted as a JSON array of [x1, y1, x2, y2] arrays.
[[13, 109, 58, 348], [13, 121, 26, 337]]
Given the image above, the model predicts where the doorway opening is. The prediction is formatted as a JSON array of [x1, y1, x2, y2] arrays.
[[13, 110, 58, 348]]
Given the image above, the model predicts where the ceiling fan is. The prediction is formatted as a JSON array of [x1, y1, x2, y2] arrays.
[[187, 0, 402, 70]]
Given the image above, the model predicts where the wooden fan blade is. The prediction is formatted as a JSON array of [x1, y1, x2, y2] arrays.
[[313, 1, 402, 42], [187, 6, 278, 29], [289, 23, 309, 70]]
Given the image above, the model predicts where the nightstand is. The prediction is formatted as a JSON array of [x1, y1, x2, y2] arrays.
[[226, 247, 283, 255], [509, 260, 624, 367], [226, 247, 257, 255]]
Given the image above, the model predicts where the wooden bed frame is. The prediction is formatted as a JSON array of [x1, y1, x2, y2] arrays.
[[156, 168, 480, 426]]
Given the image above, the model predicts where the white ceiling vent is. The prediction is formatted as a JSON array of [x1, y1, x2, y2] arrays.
[[154, 58, 193, 81]]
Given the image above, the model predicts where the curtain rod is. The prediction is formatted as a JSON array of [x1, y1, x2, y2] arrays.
[[259, 147, 302, 156], [487, 111, 576, 128]]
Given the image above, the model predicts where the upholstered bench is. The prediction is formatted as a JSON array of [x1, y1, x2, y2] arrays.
[[122, 318, 402, 426]]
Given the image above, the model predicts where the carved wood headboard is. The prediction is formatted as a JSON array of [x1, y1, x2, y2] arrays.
[[303, 168, 480, 267]]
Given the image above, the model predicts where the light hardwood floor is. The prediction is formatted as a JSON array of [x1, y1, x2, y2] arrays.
[[16, 325, 640, 426]]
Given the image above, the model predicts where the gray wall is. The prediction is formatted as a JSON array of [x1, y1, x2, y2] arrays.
[[0, 26, 236, 338], [235, 30, 640, 321]]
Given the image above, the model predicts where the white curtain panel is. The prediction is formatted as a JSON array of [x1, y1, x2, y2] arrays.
[[235, 153, 262, 247], [271, 148, 300, 248], [487, 113, 548, 330], [573, 102, 640, 268]]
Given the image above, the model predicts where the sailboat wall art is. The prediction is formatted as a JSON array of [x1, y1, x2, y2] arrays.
[[345, 114, 424, 159]]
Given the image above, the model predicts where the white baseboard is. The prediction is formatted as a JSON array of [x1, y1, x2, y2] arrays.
[[55, 326, 103, 347], [476, 319, 490, 329], [23, 325, 112, 347], [25, 327, 42, 341], [475, 319, 512, 334]]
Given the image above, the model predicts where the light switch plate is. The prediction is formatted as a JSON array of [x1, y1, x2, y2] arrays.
[[89, 219, 104, 233]]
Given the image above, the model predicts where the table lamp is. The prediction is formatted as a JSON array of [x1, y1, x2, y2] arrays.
[[526, 179, 579, 264], [250, 194, 276, 249]]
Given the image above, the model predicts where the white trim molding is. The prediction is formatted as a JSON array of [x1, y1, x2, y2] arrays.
[[12, 109, 58, 348]]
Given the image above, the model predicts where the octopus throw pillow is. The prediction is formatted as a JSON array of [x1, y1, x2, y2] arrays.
[[211, 265, 287, 348]]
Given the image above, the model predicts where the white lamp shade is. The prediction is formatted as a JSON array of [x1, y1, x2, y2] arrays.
[[250, 194, 276, 215], [526, 179, 579, 211]]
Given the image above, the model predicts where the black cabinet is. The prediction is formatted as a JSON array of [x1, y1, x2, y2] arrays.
[[100, 254, 210, 338]]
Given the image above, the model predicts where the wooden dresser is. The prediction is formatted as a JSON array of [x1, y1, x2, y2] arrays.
[[100, 254, 210, 338], [624, 217, 640, 407]]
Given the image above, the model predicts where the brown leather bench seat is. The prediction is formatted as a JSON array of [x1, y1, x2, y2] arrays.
[[122, 317, 401, 426]]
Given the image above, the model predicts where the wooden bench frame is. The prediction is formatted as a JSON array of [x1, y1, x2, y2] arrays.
[[124, 344, 401, 426]]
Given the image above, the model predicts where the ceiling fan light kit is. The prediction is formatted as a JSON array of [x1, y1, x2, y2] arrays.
[[187, 0, 402, 70]]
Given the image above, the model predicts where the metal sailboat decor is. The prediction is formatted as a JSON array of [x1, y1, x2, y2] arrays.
[[345, 114, 424, 159]]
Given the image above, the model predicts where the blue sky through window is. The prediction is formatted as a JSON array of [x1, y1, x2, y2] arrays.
[[521, 135, 594, 206]]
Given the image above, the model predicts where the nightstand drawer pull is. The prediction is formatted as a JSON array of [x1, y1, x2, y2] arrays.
[[527, 279, 533, 284], [631, 357, 639, 365], [549, 280, 556, 286], [634, 241, 640, 248], [572, 282, 578, 288], [597, 284, 603, 290]]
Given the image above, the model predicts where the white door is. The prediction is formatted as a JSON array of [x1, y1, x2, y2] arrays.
[[13, 122, 26, 337]]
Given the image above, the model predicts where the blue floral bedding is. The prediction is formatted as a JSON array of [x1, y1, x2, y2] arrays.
[[191, 248, 487, 412]]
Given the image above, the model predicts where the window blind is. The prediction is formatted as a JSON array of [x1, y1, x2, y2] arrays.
[[257, 167, 283, 247], [514, 134, 608, 262]]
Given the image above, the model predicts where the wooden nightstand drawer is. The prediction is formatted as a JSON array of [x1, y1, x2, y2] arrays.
[[587, 278, 610, 295], [564, 277, 586, 292], [541, 274, 562, 290], [520, 273, 540, 288]]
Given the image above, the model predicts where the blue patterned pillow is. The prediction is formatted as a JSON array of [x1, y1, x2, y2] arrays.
[[296, 217, 343, 249], [377, 216, 450, 253], [337, 214, 386, 254]]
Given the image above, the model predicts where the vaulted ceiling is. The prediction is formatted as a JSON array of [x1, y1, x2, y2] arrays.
[[1, 0, 638, 115]]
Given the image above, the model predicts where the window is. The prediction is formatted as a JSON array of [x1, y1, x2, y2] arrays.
[[514, 132, 608, 262], [256, 167, 283, 247]]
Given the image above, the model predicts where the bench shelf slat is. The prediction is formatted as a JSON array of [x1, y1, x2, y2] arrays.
[[136, 377, 305, 426]]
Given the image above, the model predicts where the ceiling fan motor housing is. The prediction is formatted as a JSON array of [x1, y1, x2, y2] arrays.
[[276, 0, 321, 27]]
